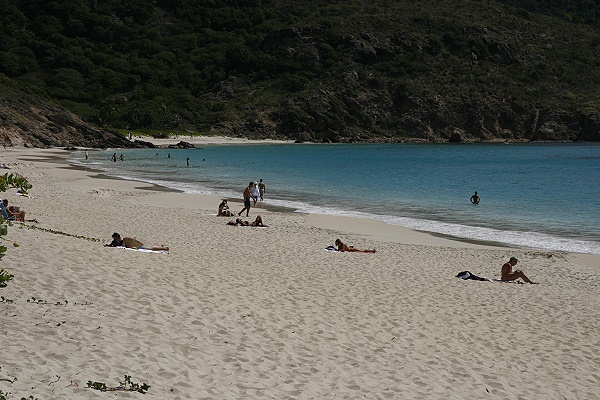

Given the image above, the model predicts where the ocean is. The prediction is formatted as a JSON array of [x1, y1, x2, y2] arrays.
[[71, 142, 600, 255]]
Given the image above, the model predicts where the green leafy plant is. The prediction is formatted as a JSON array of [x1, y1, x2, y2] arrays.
[[0, 173, 32, 194], [0, 173, 32, 289], [0, 296, 13, 303], [20, 225, 101, 242], [86, 375, 150, 394], [121, 375, 151, 394], [86, 381, 107, 391], [0, 269, 14, 287]]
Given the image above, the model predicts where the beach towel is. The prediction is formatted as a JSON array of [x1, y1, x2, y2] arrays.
[[456, 271, 522, 284], [111, 246, 168, 254]]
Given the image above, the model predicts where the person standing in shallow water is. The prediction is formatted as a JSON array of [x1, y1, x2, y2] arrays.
[[251, 182, 260, 206], [470, 191, 480, 204], [258, 179, 266, 201]]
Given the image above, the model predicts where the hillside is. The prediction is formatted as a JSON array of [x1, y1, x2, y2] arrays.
[[0, 75, 150, 148], [1, 0, 600, 144]]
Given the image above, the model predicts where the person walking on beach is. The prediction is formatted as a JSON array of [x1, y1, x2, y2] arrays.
[[238, 182, 253, 217], [259, 179, 266, 201], [470, 191, 480, 204], [501, 257, 538, 284]]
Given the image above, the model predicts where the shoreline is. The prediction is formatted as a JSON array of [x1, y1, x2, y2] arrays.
[[5, 146, 600, 264], [67, 141, 600, 257], [1, 147, 599, 399], [7, 147, 524, 251]]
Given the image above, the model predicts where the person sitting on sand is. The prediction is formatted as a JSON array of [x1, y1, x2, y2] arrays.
[[2, 199, 26, 222], [218, 200, 234, 217], [104, 232, 169, 251], [501, 257, 537, 284], [335, 239, 376, 253]]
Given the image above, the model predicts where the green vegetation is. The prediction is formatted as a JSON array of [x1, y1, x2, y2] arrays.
[[20, 224, 101, 242], [1, 173, 32, 288], [0, 269, 13, 288], [497, 0, 600, 27], [87, 375, 150, 394], [1, 0, 599, 140]]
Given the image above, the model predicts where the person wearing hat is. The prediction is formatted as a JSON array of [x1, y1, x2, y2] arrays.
[[501, 257, 538, 284]]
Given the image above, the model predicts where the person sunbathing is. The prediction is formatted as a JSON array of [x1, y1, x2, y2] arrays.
[[227, 218, 248, 226], [105, 232, 169, 251], [335, 239, 376, 253], [501, 257, 537, 284], [2, 199, 26, 222], [227, 215, 268, 227], [250, 215, 268, 227]]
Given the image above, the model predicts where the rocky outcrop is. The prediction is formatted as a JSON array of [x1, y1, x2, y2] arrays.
[[167, 141, 195, 149], [0, 91, 153, 148]]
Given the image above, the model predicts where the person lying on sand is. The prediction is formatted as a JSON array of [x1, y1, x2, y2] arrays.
[[335, 239, 376, 253], [501, 257, 538, 284], [227, 215, 268, 227], [104, 232, 169, 251], [227, 218, 248, 226], [218, 200, 234, 217]]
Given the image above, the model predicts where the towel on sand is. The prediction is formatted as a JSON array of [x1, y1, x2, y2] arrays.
[[111, 246, 168, 254], [456, 271, 522, 283]]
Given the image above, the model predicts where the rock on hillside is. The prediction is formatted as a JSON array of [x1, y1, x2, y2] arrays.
[[0, 90, 152, 148]]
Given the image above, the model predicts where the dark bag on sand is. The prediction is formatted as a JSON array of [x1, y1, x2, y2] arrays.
[[456, 271, 488, 281], [123, 237, 144, 249]]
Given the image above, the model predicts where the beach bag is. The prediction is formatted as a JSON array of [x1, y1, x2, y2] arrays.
[[123, 237, 144, 249], [456, 271, 487, 281]]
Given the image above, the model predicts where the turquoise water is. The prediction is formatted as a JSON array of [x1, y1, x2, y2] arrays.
[[72, 143, 600, 254]]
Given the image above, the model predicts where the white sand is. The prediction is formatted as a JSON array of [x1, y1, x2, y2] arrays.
[[1, 148, 599, 400]]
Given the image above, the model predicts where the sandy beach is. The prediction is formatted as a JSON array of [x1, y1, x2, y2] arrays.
[[1, 146, 599, 400]]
